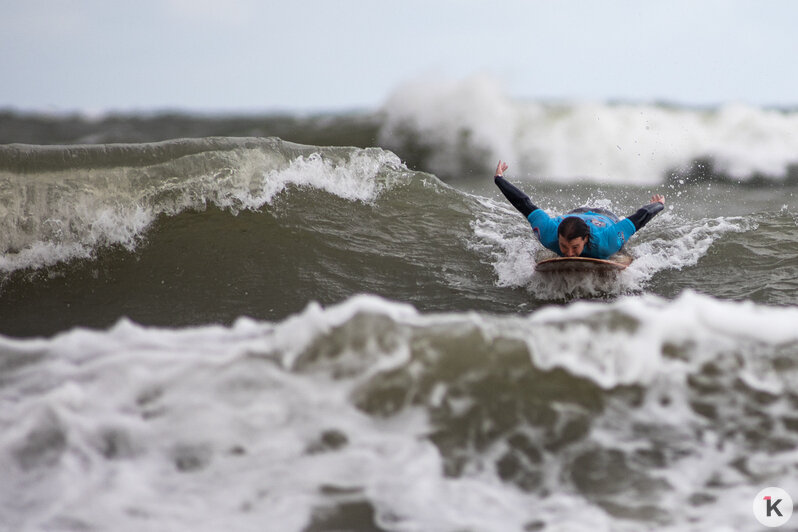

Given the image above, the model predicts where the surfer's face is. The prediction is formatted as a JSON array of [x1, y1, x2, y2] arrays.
[[558, 236, 588, 257]]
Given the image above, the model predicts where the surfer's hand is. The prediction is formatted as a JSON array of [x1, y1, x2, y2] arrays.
[[651, 194, 665, 205], [495, 160, 509, 177]]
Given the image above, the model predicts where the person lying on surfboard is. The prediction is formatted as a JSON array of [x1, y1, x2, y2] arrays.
[[493, 160, 665, 259]]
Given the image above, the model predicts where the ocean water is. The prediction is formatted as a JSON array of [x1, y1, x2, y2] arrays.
[[3, 80, 798, 531]]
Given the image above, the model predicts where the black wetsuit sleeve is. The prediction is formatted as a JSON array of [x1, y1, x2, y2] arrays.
[[494, 175, 539, 218], [627, 202, 665, 231]]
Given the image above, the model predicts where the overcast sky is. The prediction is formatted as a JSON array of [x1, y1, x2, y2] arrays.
[[1, 0, 796, 113]]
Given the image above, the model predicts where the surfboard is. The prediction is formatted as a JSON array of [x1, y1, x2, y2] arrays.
[[535, 254, 633, 273]]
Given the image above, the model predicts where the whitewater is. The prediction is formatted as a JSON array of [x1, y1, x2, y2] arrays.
[[2, 79, 798, 531]]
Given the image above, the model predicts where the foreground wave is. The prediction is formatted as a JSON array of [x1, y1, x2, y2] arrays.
[[3, 291, 798, 532]]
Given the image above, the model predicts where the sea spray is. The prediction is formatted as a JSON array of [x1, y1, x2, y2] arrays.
[[379, 76, 798, 184]]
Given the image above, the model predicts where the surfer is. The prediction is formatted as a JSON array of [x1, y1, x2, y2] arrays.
[[493, 160, 665, 259]]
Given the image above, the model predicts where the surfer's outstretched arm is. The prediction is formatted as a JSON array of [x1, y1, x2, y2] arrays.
[[627, 195, 666, 230], [493, 160, 539, 217]]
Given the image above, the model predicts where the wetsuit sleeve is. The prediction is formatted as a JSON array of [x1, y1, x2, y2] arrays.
[[494, 175, 561, 254], [494, 175, 539, 218], [594, 218, 636, 257], [626, 202, 665, 231], [528, 209, 561, 253]]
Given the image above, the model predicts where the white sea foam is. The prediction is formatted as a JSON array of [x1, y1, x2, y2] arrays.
[[249, 149, 403, 207], [3, 292, 798, 531], [520, 290, 798, 388], [379, 75, 798, 184], [0, 297, 533, 532], [622, 213, 754, 285]]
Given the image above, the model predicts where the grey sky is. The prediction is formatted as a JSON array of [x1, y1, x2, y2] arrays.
[[1, 0, 796, 112]]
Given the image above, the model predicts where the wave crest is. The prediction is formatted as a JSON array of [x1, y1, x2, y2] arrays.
[[378, 76, 798, 184], [0, 137, 406, 272]]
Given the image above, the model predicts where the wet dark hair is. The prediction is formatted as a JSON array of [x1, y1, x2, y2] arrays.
[[557, 216, 590, 242]]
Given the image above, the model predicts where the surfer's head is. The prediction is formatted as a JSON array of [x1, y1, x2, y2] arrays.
[[557, 217, 589, 257]]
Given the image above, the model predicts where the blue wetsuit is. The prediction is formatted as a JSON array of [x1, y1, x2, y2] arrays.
[[495, 175, 664, 259]]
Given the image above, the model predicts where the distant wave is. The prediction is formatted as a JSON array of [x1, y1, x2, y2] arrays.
[[4, 80, 798, 186], [378, 76, 798, 184]]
